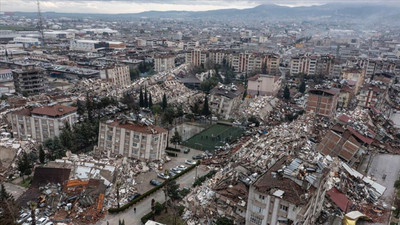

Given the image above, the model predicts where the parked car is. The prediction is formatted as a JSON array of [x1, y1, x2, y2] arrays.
[[168, 171, 177, 177], [192, 154, 203, 160], [150, 179, 162, 186], [171, 168, 182, 174], [37, 217, 48, 225], [157, 172, 170, 180], [177, 165, 188, 170], [185, 160, 197, 165], [184, 148, 190, 153], [128, 193, 141, 202]]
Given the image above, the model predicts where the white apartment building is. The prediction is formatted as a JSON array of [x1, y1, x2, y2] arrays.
[[100, 65, 131, 87], [154, 55, 175, 72], [8, 105, 78, 142], [245, 157, 327, 225], [13, 37, 40, 47], [247, 74, 281, 97], [97, 120, 168, 161]]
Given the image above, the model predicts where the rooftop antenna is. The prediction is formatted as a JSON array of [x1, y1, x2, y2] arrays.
[[36, 0, 46, 47]]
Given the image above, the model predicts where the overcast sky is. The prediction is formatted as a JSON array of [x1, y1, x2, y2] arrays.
[[2, 0, 399, 14]]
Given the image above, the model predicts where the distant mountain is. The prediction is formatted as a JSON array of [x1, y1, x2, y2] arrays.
[[13, 4, 400, 24]]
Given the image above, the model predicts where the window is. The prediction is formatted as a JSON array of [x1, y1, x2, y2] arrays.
[[259, 194, 265, 200], [107, 135, 112, 141], [280, 205, 288, 211], [250, 214, 262, 225]]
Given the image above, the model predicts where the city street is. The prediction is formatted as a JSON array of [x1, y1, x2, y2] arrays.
[[98, 164, 209, 225]]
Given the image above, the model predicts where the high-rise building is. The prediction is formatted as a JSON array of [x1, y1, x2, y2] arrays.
[[12, 64, 47, 95], [185, 49, 207, 66]]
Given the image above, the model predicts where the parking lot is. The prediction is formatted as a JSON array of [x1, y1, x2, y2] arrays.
[[134, 146, 204, 194]]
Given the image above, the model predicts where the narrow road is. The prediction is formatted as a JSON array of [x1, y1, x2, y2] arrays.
[[97, 165, 208, 225]]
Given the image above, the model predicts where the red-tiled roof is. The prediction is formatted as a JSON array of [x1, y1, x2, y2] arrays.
[[107, 120, 167, 134], [31, 105, 77, 117], [347, 127, 374, 145], [338, 114, 352, 123], [327, 187, 352, 212]]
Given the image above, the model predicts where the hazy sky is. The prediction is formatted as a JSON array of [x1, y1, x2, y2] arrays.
[[2, 0, 399, 14]]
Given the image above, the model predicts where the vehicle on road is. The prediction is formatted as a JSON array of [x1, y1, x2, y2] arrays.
[[150, 179, 162, 186], [185, 160, 197, 165], [184, 148, 190, 153], [168, 170, 177, 177]]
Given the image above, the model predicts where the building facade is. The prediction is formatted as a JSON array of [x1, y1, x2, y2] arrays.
[[8, 105, 78, 142], [185, 49, 207, 67], [97, 120, 168, 161], [12, 65, 47, 95], [306, 88, 339, 117], [100, 65, 131, 88], [245, 157, 328, 225], [154, 55, 175, 72], [209, 85, 244, 119], [247, 74, 281, 97]]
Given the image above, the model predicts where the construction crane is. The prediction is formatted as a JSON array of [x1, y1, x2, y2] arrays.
[[36, 0, 46, 47]]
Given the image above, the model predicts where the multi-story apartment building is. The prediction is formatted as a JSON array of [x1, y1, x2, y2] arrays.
[[185, 49, 207, 67], [97, 120, 168, 160], [341, 67, 365, 93], [247, 74, 281, 97], [289, 54, 317, 76], [357, 83, 387, 109], [306, 88, 340, 117], [8, 104, 78, 142], [12, 64, 47, 95], [154, 55, 175, 72], [209, 84, 244, 119], [245, 157, 328, 225], [186, 49, 280, 75], [100, 65, 131, 88]]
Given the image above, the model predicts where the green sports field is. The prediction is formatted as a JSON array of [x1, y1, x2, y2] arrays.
[[182, 124, 244, 151]]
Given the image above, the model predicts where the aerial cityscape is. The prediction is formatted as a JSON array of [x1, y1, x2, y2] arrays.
[[0, 1, 400, 225]]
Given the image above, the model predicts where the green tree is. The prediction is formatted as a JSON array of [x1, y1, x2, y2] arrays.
[[201, 96, 211, 116], [148, 93, 153, 109], [139, 87, 144, 107], [170, 129, 182, 149], [17, 152, 32, 182], [216, 217, 234, 225], [59, 122, 73, 150], [200, 76, 218, 93], [283, 85, 290, 100], [77, 99, 85, 118], [152, 104, 162, 115], [86, 92, 94, 122], [242, 89, 247, 100], [39, 145, 45, 164], [162, 107, 175, 125], [121, 92, 139, 111], [0, 184, 19, 225], [144, 87, 148, 108], [165, 180, 181, 225], [162, 93, 168, 111], [30, 201, 36, 225], [299, 81, 306, 93]]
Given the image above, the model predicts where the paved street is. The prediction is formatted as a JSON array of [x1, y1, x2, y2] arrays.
[[98, 164, 209, 225], [363, 154, 400, 225]]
